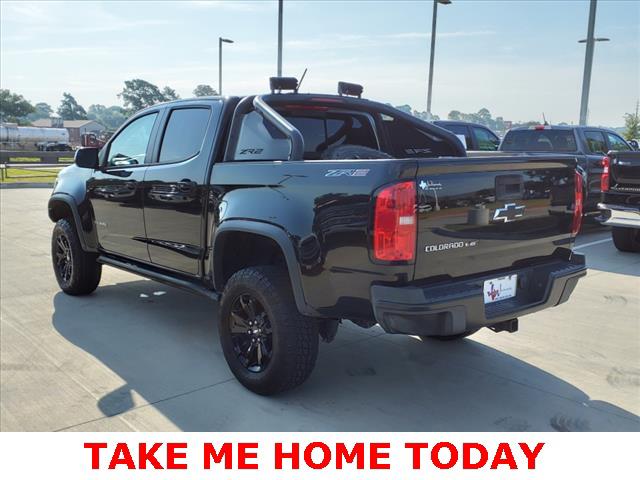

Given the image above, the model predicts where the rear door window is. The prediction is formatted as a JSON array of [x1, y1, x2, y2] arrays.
[[158, 108, 211, 163], [584, 130, 607, 154], [471, 126, 499, 151], [606, 132, 631, 151], [501, 129, 577, 152]]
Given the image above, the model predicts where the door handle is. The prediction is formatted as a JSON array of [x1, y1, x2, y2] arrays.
[[177, 180, 197, 192]]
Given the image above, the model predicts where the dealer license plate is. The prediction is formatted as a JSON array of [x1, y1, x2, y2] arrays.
[[483, 274, 517, 304]]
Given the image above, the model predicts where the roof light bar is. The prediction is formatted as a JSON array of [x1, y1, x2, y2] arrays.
[[338, 81, 363, 98], [270, 77, 299, 93]]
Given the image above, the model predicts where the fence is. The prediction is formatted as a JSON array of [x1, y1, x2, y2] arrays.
[[0, 151, 73, 182]]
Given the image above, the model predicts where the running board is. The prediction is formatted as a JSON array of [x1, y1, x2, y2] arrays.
[[97, 255, 220, 302]]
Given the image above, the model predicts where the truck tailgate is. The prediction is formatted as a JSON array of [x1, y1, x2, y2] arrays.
[[610, 150, 640, 190], [413, 156, 577, 282]]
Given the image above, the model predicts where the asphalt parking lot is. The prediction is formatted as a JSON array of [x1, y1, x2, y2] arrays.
[[1, 188, 639, 432]]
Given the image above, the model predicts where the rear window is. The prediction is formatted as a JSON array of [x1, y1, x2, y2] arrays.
[[501, 129, 577, 152], [283, 112, 378, 159]]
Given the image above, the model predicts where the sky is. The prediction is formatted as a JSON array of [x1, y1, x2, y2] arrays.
[[1, 0, 638, 126]]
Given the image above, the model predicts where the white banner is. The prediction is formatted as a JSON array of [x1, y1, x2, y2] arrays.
[[1, 432, 638, 478]]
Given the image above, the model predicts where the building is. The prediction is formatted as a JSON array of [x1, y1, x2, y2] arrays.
[[32, 119, 105, 144]]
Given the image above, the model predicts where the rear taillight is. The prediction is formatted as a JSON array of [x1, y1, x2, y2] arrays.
[[373, 181, 417, 261], [600, 155, 610, 192], [572, 171, 583, 236]]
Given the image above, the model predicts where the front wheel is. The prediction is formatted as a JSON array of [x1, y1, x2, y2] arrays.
[[219, 266, 319, 395], [51, 218, 101, 295], [612, 227, 640, 252]]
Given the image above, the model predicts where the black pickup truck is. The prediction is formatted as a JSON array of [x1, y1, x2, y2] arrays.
[[598, 150, 640, 251], [499, 125, 634, 214], [48, 79, 587, 394]]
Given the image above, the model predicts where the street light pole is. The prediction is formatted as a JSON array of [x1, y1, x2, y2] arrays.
[[578, 0, 609, 125], [277, 0, 283, 76], [218, 37, 234, 95], [426, 0, 451, 118]]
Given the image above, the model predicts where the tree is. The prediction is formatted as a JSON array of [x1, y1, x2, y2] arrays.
[[623, 101, 640, 140], [0, 89, 35, 123], [26, 102, 53, 122], [118, 79, 180, 113], [448, 110, 462, 121], [394, 104, 412, 115], [161, 86, 179, 101], [57, 92, 87, 120], [87, 104, 127, 131], [119, 79, 165, 113], [193, 84, 217, 97]]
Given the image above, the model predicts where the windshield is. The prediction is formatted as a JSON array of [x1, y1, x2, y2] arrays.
[[501, 129, 577, 152]]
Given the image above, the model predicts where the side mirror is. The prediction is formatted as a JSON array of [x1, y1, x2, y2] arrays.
[[74, 147, 100, 169]]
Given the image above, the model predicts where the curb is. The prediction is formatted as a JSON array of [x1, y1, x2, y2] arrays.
[[0, 183, 54, 189]]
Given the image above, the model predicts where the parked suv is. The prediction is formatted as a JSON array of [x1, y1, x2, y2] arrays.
[[49, 79, 586, 394]]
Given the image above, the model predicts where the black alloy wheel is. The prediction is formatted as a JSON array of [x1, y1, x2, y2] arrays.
[[229, 293, 273, 373], [54, 232, 73, 286]]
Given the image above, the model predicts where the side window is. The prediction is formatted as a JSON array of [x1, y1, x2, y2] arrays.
[[159, 108, 211, 163], [472, 126, 499, 151], [233, 110, 291, 161], [606, 132, 631, 151], [107, 113, 158, 167], [584, 130, 607, 154]]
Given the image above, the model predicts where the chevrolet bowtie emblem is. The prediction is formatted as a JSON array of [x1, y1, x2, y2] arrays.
[[493, 203, 525, 223]]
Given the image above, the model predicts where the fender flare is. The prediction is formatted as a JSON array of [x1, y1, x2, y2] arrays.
[[212, 220, 319, 317], [48, 193, 97, 252]]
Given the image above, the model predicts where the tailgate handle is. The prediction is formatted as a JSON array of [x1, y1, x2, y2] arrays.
[[495, 174, 524, 201]]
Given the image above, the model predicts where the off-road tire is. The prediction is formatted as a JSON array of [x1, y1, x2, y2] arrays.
[[219, 266, 319, 395], [421, 329, 480, 342], [51, 218, 101, 295], [612, 227, 640, 252]]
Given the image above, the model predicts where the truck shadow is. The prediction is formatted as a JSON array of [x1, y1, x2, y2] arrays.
[[576, 226, 640, 277], [52, 281, 640, 432]]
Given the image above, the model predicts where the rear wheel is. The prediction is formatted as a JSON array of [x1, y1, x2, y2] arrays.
[[51, 218, 101, 295], [612, 227, 640, 252], [219, 266, 319, 395], [420, 329, 479, 342]]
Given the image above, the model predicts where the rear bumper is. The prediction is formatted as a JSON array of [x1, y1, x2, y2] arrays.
[[371, 254, 586, 336], [597, 203, 640, 228]]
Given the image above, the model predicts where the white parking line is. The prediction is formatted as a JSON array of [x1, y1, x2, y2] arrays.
[[574, 238, 612, 250]]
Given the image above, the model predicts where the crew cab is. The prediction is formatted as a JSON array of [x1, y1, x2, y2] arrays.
[[499, 125, 634, 214], [48, 79, 587, 395], [598, 150, 640, 252], [433, 120, 500, 151]]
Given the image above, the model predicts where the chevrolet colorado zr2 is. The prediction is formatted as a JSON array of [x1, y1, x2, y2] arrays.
[[49, 78, 587, 394]]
